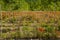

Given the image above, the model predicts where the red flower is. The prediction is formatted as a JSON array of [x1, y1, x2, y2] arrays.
[[37, 27, 45, 32]]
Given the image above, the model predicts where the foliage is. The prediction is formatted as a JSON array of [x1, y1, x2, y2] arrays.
[[0, 0, 60, 11]]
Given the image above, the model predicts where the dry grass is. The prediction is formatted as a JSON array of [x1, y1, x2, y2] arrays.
[[0, 11, 60, 38]]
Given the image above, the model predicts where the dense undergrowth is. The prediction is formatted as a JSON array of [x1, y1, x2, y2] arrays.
[[0, 0, 60, 11]]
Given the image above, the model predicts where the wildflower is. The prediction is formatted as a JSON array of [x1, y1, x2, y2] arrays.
[[37, 27, 45, 32]]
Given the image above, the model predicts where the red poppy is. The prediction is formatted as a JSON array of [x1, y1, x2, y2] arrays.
[[37, 27, 45, 32]]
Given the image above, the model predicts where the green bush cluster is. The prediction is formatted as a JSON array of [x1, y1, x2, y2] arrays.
[[0, 0, 60, 11]]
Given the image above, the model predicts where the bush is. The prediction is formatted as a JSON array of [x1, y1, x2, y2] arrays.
[[0, 0, 60, 11]]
